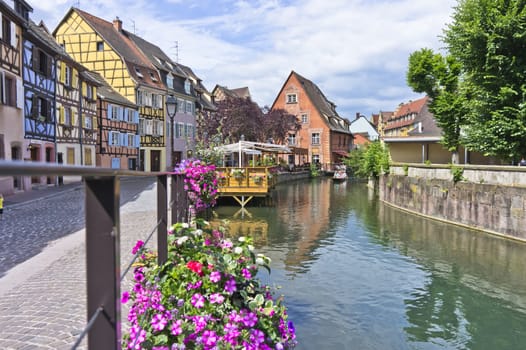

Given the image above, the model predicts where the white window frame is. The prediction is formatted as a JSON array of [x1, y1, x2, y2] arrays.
[[286, 93, 297, 104], [311, 132, 320, 145]]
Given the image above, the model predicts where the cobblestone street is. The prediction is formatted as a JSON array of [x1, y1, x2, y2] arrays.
[[0, 177, 161, 349]]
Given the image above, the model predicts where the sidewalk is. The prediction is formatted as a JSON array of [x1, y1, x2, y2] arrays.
[[0, 180, 159, 349], [3, 182, 83, 209]]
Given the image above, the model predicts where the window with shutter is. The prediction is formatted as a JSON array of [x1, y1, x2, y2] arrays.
[[139, 118, 144, 135], [58, 106, 65, 124], [16, 78, 23, 109], [2, 16, 11, 45], [59, 62, 65, 84], [10, 22, 15, 48], [84, 148, 92, 166], [65, 107, 72, 126], [107, 104, 112, 120]]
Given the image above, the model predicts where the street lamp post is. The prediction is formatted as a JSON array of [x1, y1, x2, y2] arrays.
[[165, 96, 178, 170]]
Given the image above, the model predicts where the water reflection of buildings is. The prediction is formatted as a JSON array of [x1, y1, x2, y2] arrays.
[[377, 203, 526, 348], [212, 179, 348, 274]]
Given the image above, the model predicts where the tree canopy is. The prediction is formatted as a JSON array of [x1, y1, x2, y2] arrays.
[[407, 48, 468, 163], [442, 0, 526, 160], [198, 96, 300, 146]]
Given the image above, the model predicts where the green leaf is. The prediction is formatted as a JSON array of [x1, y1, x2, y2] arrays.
[[255, 293, 265, 306]]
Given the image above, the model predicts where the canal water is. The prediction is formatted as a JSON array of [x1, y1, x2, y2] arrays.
[[212, 178, 526, 350]]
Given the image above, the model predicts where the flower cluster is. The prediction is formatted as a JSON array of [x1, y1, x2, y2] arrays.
[[251, 175, 265, 184], [174, 159, 219, 212], [123, 220, 297, 349], [230, 168, 245, 179]]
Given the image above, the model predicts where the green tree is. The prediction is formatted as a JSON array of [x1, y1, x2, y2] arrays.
[[443, 0, 526, 161], [344, 142, 389, 179], [407, 48, 468, 163]]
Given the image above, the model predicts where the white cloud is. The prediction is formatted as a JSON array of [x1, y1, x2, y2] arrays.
[[33, 0, 456, 117]]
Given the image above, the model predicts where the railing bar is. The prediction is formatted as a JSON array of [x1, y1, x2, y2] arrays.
[[120, 218, 163, 282], [70, 306, 104, 350]]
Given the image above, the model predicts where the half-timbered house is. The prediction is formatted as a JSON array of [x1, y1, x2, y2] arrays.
[[84, 71, 139, 169], [126, 33, 196, 169], [54, 45, 99, 176], [53, 9, 166, 171], [23, 19, 63, 186], [179, 64, 217, 148], [0, 0, 27, 195]]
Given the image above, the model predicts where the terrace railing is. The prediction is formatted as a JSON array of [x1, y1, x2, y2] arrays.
[[0, 160, 189, 350]]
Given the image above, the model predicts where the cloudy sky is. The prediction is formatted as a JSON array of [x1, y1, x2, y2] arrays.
[[31, 0, 456, 119]]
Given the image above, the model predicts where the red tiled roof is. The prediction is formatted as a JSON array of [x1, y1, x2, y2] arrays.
[[353, 133, 370, 145], [391, 96, 428, 119]]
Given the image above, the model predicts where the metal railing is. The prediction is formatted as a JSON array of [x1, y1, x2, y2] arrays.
[[0, 160, 189, 350]]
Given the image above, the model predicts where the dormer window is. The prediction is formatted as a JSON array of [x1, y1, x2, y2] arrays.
[[166, 74, 174, 89], [184, 79, 191, 94], [150, 72, 158, 82], [135, 67, 143, 78]]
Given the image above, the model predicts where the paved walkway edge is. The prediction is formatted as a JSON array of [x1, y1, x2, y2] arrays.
[[0, 228, 85, 297]]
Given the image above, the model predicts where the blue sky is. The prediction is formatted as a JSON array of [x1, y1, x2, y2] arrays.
[[31, 0, 456, 119]]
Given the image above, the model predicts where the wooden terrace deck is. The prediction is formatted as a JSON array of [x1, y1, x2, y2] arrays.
[[216, 166, 278, 207]]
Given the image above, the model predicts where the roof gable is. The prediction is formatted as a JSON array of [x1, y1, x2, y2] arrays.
[[67, 8, 165, 91], [272, 70, 350, 134]]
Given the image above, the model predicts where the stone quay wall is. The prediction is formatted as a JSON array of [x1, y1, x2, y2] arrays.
[[379, 164, 526, 241]]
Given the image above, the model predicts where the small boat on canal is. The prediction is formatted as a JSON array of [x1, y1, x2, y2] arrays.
[[332, 165, 347, 182]]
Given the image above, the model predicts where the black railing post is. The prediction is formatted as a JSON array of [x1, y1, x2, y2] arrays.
[[85, 176, 121, 350], [157, 174, 168, 265], [171, 174, 188, 224]]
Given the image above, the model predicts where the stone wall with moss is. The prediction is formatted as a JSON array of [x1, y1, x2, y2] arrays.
[[379, 170, 526, 241]]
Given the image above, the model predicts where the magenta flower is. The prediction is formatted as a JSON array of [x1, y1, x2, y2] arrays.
[[151, 313, 168, 331], [209, 293, 225, 304], [202, 329, 218, 347], [132, 240, 144, 254], [210, 271, 221, 283], [121, 291, 130, 304], [243, 312, 258, 327], [193, 315, 207, 332], [225, 278, 237, 293], [171, 319, 183, 336], [250, 329, 265, 345], [191, 293, 205, 308], [242, 268, 251, 279]]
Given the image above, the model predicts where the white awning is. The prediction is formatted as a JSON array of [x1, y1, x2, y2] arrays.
[[215, 141, 291, 154]]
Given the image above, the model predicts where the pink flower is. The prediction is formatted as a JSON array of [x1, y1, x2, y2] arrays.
[[202, 330, 218, 347], [242, 268, 251, 279], [132, 240, 144, 254], [191, 293, 205, 308], [121, 291, 130, 304], [225, 278, 237, 293], [209, 293, 225, 304], [171, 319, 183, 335], [151, 313, 167, 331], [209, 271, 221, 283]]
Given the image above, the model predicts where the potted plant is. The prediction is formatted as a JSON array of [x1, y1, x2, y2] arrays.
[[251, 174, 264, 185], [231, 168, 245, 181], [122, 220, 297, 349]]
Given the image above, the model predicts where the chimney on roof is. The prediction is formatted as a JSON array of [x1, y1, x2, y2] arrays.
[[356, 112, 360, 120], [113, 17, 122, 32]]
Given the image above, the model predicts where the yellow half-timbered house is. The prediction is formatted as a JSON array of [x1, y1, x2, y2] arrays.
[[53, 8, 166, 171]]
